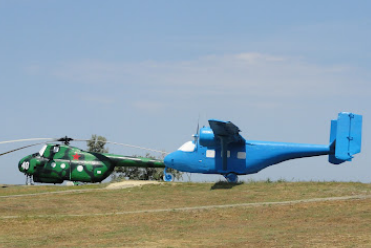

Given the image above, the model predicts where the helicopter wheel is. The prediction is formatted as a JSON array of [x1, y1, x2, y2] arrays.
[[25, 175, 34, 185], [163, 168, 174, 182], [224, 173, 238, 183]]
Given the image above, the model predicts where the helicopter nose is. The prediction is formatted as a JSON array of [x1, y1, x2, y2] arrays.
[[19, 160, 30, 172]]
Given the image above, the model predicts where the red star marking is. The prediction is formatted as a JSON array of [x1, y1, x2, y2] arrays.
[[72, 153, 81, 160]]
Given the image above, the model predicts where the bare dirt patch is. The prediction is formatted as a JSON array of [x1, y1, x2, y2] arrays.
[[106, 180, 161, 189]]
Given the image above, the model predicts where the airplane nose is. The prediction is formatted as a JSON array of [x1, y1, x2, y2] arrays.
[[164, 151, 185, 171], [164, 153, 174, 167]]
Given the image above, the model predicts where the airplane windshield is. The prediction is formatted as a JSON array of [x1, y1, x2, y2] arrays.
[[39, 145, 47, 157], [178, 141, 196, 152]]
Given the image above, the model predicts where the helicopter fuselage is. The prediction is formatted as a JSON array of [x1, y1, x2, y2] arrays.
[[18, 144, 165, 184]]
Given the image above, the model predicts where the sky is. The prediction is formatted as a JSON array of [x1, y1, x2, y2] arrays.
[[0, 0, 370, 184]]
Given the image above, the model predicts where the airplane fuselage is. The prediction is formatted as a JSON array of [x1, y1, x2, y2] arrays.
[[164, 140, 331, 175]]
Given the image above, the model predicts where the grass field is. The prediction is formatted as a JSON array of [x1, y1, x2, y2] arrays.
[[1, 181, 371, 247]]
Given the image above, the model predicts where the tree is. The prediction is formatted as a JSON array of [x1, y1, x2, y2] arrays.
[[111, 153, 182, 182], [86, 134, 108, 153], [86, 135, 182, 181]]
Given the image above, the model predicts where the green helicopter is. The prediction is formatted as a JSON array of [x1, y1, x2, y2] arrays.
[[1, 137, 165, 184]]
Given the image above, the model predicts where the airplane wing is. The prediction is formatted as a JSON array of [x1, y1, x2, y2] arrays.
[[208, 119, 245, 171], [208, 119, 245, 144]]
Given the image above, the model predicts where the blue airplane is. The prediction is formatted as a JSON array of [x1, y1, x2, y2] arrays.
[[163, 112, 362, 183]]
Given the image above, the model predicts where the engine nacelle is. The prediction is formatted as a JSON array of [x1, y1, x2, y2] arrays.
[[199, 127, 217, 147]]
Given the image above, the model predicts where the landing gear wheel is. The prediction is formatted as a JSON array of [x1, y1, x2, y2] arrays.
[[224, 173, 238, 183], [163, 173, 174, 182], [25, 175, 34, 185], [163, 168, 174, 182]]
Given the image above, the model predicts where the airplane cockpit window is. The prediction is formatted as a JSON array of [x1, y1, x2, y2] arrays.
[[178, 141, 196, 152], [206, 150, 215, 158], [39, 145, 47, 157]]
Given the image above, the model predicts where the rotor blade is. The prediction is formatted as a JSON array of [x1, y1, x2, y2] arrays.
[[104, 140, 169, 155], [0, 138, 55, 145], [0, 142, 47, 157], [72, 139, 90, 142], [52, 138, 168, 155]]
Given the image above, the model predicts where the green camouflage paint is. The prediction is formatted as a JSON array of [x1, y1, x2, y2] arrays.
[[18, 144, 165, 184]]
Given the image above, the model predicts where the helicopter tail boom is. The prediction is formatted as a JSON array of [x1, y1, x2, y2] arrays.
[[329, 112, 362, 164]]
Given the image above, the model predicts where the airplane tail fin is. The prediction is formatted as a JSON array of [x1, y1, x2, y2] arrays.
[[329, 112, 362, 164]]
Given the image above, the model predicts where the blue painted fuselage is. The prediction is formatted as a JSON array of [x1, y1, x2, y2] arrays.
[[164, 113, 362, 180], [164, 141, 331, 175]]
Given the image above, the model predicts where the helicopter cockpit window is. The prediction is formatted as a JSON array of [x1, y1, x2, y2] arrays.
[[53, 145, 60, 153], [178, 141, 196, 152], [39, 145, 47, 157]]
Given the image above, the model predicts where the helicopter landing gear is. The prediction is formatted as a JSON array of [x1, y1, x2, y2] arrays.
[[163, 167, 174, 182], [224, 173, 238, 183], [25, 175, 34, 185]]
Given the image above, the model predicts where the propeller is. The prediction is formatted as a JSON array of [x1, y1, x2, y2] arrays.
[[192, 116, 200, 142]]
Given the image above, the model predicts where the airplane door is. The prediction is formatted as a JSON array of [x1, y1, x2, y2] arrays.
[[197, 147, 215, 173], [215, 145, 246, 174]]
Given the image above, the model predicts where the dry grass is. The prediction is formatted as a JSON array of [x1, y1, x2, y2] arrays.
[[0, 183, 106, 197], [1, 181, 371, 247]]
